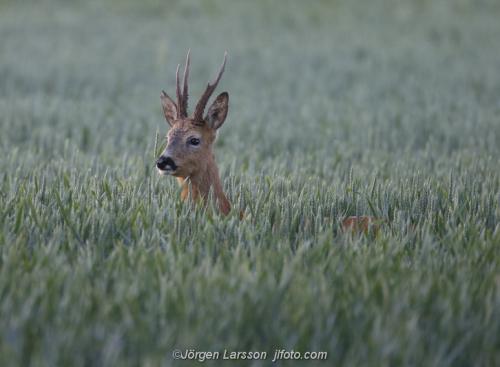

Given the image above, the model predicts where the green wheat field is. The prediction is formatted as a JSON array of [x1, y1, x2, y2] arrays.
[[1, 0, 499, 366]]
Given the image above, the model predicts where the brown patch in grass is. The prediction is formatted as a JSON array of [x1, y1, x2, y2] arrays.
[[341, 216, 385, 235]]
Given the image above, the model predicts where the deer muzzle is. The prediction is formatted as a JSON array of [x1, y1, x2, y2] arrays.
[[156, 156, 177, 173]]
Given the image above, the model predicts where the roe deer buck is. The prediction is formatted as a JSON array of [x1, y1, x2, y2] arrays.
[[156, 51, 231, 215]]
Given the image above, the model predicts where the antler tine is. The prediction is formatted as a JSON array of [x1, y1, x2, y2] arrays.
[[180, 49, 191, 118], [175, 64, 182, 118], [193, 51, 227, 121]]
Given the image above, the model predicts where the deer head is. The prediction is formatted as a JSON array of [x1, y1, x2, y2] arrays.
[[156, 51, 231, 215]]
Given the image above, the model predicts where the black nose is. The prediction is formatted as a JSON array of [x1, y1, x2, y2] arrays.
[[156, 156, 177, 171]]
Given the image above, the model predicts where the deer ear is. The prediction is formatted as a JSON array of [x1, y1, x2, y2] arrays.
[[161, 91, 177, 126], [205, 92, 229, 130]]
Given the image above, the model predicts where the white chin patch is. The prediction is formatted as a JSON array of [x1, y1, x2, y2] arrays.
[[157, 168, 173, 176]]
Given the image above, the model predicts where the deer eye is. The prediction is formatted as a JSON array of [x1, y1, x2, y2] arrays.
[[188, 137, 201, 146]]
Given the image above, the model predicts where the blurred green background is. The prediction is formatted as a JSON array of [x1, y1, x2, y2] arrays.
[[1, 0, 499, 366]]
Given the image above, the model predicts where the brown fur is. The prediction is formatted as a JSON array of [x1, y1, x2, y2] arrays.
[[341, 216, 384, 234], [168, 121, 230, 215], [157, 52, 231, 215]]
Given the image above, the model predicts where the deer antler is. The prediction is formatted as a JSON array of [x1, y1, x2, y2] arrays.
[[181, 49, 191, 117], [175, 50, 191, 119], [193, 51, 227, 122], [175, 64, 182, 117]]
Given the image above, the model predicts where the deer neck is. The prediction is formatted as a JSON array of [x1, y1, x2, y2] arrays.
[[177, 153, 230, 215]]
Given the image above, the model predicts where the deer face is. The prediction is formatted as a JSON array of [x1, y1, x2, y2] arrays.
[[156, 51, 229, 178], [157, 120, 211, 177], [156, 116, 218, 177]]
